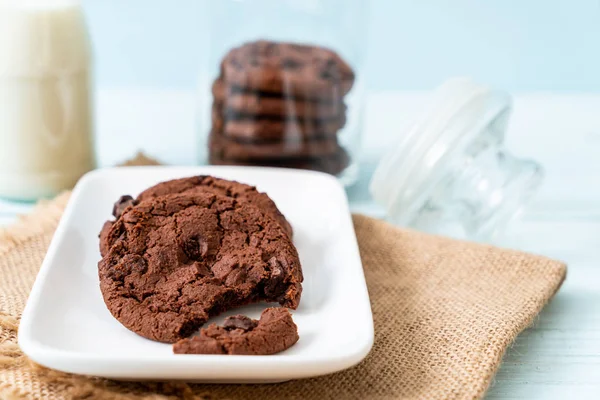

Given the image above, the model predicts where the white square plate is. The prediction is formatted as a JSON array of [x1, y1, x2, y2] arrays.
[[19, 166, 373, 382]]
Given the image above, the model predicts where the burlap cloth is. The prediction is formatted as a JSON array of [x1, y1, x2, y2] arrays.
[[0, 154, 566, 399]]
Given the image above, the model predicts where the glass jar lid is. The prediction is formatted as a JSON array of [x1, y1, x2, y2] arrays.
[[370, 78, 543, 241]]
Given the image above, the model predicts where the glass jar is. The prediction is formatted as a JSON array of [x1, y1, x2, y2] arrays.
[[198, 0, 369, 186], [370, 78, 544, 242], [0, 0, 96, 201]]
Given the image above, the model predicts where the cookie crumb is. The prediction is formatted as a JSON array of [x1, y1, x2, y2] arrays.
[[173, 308, 299, 355]]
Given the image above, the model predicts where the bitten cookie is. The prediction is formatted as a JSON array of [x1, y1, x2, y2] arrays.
[[220, 40, 355, 100], [98, 192, 302, 343], [173, 308, 299, 355], [212, 105, 346, 141], [212, 79, 345, 119], [99, 176, 293, 256]]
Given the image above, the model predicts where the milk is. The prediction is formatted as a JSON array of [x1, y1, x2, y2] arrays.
[[0, 0, 95, 200]]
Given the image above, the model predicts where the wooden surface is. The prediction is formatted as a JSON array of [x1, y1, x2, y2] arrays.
[[1, 90, 599, 399]]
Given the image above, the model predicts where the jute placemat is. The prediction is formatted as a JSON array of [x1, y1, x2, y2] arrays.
[[0, 157, 566, 399]]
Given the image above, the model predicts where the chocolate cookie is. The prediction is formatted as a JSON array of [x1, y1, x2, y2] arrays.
[[98, 192, 302, 343], [209, 146, 350, 176], [173, 308, 298, 355], [220, 40, 355, 100], [99, 176, 293, 256], [212, 79, 345, 119], [210, 131, 340, 161], [212, 106, 345, 141]]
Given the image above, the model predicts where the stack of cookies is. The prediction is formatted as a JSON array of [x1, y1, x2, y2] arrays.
[[209, 40, 355, 175]]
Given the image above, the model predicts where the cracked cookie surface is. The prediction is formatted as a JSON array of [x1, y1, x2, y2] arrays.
[[99, 176, 292, 257], [137, 175, 292, 237], [173, 308, 299, 355], [98, 192, 302, 343]]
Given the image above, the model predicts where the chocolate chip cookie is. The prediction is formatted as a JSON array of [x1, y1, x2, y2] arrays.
[[99, 176, 293, 257], [212, 79, 345, 119], [98, 192, 302, 343], [212, 106, 345, 141], [210, 132, 340, 161], [220, 40, 355, 100], [209, 146, 350, 176], [173, 308, 298, 355]]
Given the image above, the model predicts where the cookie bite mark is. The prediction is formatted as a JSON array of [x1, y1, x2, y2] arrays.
[[173, 308, 299, 355]]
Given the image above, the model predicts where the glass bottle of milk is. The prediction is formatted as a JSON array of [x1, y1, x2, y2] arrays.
[[0, 0, 96, 201]]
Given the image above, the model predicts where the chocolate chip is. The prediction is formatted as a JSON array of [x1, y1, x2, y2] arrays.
[[112, 195, 137, 218], [264, 256, 286, 297], [223, 315, 258, 331], [182, 237, 209, 261]]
